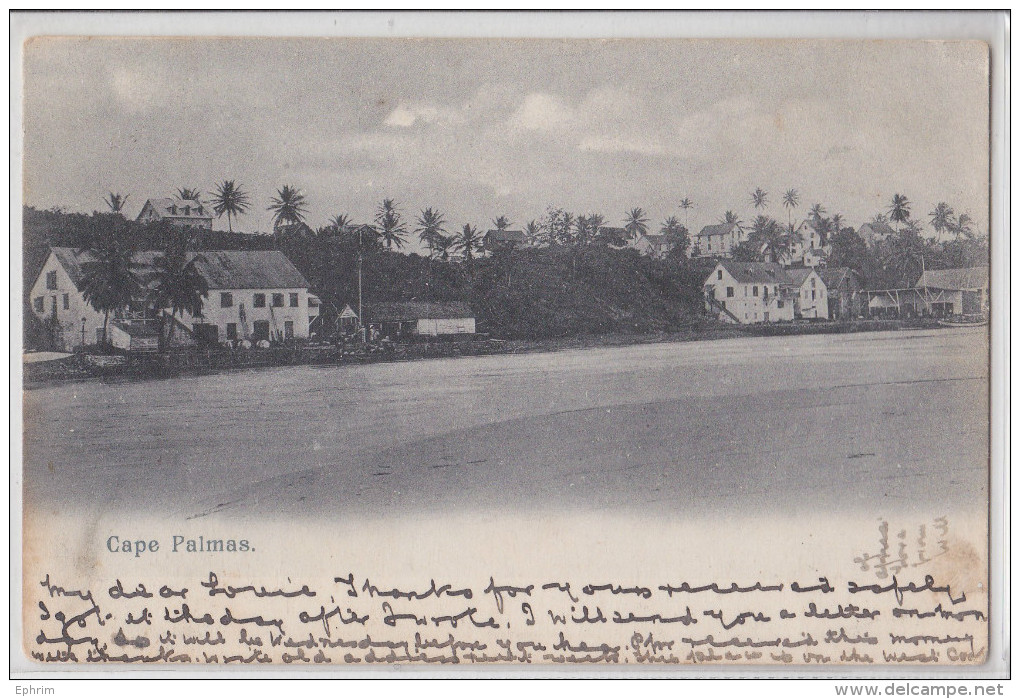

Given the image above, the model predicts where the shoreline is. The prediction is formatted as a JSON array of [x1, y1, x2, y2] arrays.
[[21, 318, 948, 390]]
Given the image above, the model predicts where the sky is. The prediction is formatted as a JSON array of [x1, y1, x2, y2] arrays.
[[22, 37, 990, 250]]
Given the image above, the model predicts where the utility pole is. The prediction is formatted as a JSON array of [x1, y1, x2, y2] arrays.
[[358, 226, 364, 342]]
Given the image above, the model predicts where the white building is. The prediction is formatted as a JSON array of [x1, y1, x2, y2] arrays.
[[136, 197, 214, 230], [781, 220, 830, 267], [363, 301, 475, 340], [28, 247, 318, 350], [703, 259, 828, 324], [693, 222, 746, 257]]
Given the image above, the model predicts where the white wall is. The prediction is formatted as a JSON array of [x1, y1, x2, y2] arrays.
[[180, 287, 315, 342], [415, 317, 476, 336], [28, 253, 106, 350], [704, 264, 794, 324], [795, 271, 829, 319]]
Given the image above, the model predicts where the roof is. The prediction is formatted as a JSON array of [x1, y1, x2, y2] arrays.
[[364, 301, 474, 322], [818, 267, 857, 289], [192, 250, 309, 289], [138, 197, 213, 221], [711, 259, 825, 288], [859, 221, 897, 238], [48, 247, 309, 291], [641, 234, 669, 244], [915, 266, 989, 291], [698, 223, 739, 238], [484, 230, 527, 249], [714, 259, 787, 284], [782, 268, 816, 287]]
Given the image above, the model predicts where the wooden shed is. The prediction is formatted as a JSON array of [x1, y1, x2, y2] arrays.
[[363, 301, 475, 340]]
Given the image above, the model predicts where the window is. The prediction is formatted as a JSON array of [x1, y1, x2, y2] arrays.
[[810, 277, 816, 288], [253, 293, 266, 308], [726, 287, 735, 298], [221, 292, 233, 308], [62, 294, 69, 310], [46, 271, 57, 290], [226, 323, 237, 341], [753, 286, 759, 297], [717, 270, 723, 280], [289, 293, 299, 307], [744, 286, 748, 297], [33, 296, 43, 312], [811, 290, 816, 300], [252, 320, 270, 340], [777, 300, 784, 309], [721, 301, 726, 309], [51, 297, 58, 314], [284, 321, 294, 339], [272, 293, 284, 308]]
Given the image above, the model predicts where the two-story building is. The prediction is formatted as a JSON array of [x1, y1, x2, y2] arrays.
[[780, 220, 830, 267], [28, 247, 318, 350], [136, 197, 214, 230], [703, 259, 828, 324], [693, 222, 745, 258]]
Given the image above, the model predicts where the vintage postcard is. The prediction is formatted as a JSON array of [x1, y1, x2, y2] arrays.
[[13, 12, 1006, 677]]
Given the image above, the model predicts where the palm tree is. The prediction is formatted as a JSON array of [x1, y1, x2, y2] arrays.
[[808, 203, 827, 223], [523, 220, 542, 247], [660, 215, 689, 258], [929, 202, 955, 241], [624, 207, 649, 240], [177, 187, 201, 201], [104, 192, 129, 214], [415, 207, 448, 258], [751, 188, 768, 211], [721, 210, 743, 227], [79, 238, 142, 346], [749, 215, 783, 262], [582, 213, 606, 246], [782, 189, 800, 226], [679, 197, 694, 230], [375, 198, 408, 250], [492, 215, 512, 231], [883, 228, 926, 287], [146, 238, 208, 350], [268, 185, 309, 233], [326, 213, 351, 237], [951, 212, 975, 240], [210, 180, 251, 233], [453, 223, 484, 261], [889, 194, 912, 232]]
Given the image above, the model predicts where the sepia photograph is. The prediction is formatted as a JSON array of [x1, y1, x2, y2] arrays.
[[12, 11, 1007, 680]]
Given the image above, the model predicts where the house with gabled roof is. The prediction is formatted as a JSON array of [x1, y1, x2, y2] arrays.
[[630, 233, 674, 259], [136, 197, 213, 230], [28, 247, 319, 350], [483, 229, 527, 253], [858, 220, 897, 244], [363, 301, 475, 340], [693, 222, 745, 258], [818, 267, 864, 319], [702, 259, 828, 324]]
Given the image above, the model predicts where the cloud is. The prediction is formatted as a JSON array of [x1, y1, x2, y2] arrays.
[[383, 103, 462, 128], [508, 93, 578, 132]]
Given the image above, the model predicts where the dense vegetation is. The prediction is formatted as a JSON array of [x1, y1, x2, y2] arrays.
[[23, 206, 710, 341], [23, 183, 990, 345]]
